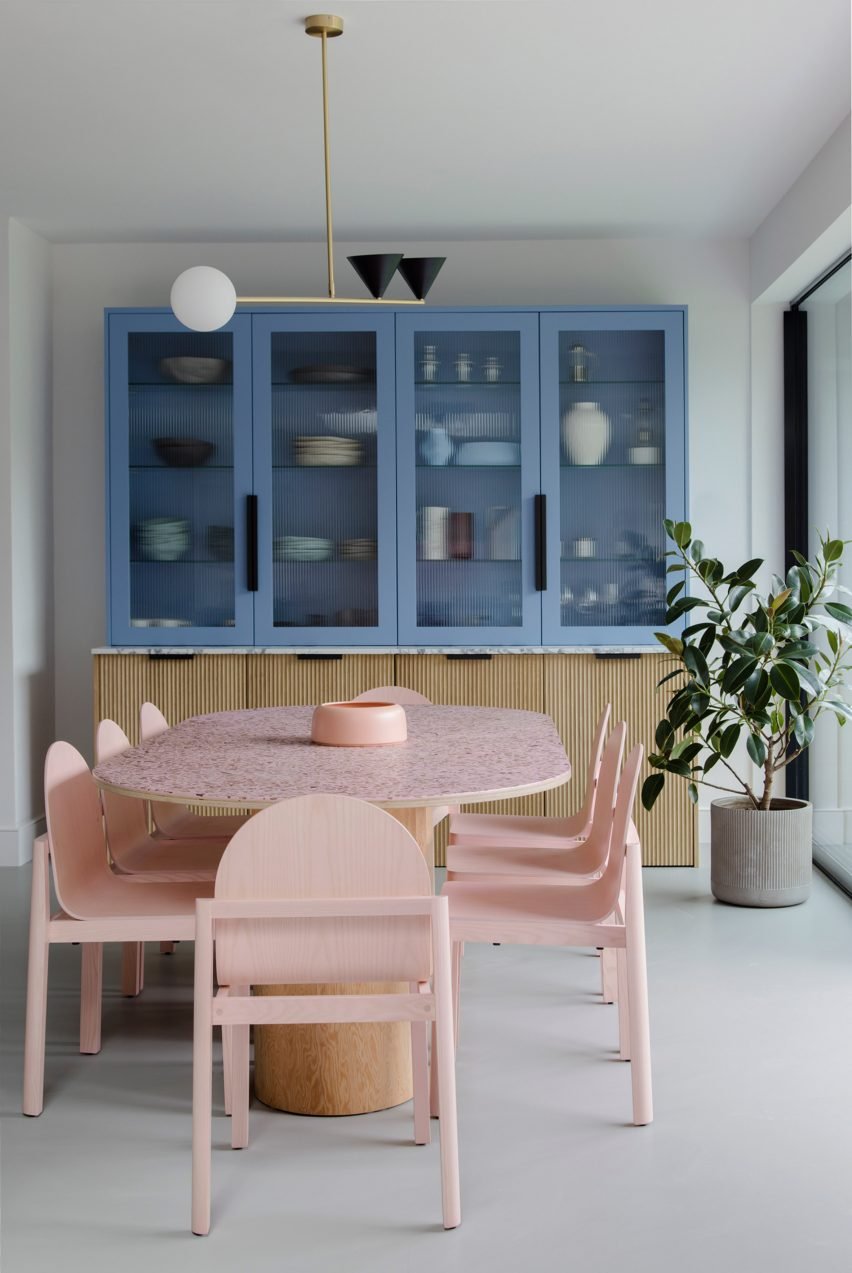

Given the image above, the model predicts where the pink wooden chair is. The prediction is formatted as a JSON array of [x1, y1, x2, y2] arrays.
[[353, 687, 452, 828], [442, 744, 652, 1127], [446, 713, 620, 885], [191, 793, 460, 1235], [447, 703, 611, 853], [139, 702, 250, 842], [97, 719, 229, 995], [23, 742, 214, 1117]]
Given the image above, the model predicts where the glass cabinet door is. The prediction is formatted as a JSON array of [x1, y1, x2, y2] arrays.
[[396, 313, 541, 644], [540, 310, 686, 644], [107, 312, 254, 645], [252, 314, 397, 645]]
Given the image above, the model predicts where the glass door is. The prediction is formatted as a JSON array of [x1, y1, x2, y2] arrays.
[[396, 312, 541, 644], [252, 314, 397, 645], [107, 311, 254, 645], [540, 310, 686, 644]]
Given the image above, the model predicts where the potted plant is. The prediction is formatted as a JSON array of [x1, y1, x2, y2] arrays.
[[643, 523, 852, 906]]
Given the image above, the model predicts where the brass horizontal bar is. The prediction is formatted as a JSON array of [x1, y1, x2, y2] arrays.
[[235, 295, 425, 306]]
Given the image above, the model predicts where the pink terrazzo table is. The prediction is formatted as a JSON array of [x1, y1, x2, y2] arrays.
[[93, 705, 571, 1116]]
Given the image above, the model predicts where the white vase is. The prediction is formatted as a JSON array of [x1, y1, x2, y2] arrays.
[[562, 401, 611, 466]]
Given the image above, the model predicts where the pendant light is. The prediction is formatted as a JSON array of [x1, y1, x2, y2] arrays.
[[171, 13, 445, 331]]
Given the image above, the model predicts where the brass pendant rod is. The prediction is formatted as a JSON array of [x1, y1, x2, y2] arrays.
[[236, 295, 424, 305], [320, 30, 335, 299]]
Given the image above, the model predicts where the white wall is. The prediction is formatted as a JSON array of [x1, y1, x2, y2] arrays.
[[51, 237, 752, 804], [0, 219, 54, 866], [751, 114, 851, 303]]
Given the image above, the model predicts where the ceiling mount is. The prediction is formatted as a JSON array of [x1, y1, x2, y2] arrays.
[[304, 14, 344, 38]]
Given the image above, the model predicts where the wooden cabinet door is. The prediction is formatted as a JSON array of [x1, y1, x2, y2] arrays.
[[93, 653, 248, 744], [543, 653, 696, 865], [247, 654, 395, 707]]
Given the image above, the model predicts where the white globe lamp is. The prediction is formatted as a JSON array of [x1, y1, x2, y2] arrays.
[[170, 266, 237, 331]]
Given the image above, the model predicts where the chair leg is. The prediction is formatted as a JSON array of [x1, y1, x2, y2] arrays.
[[80, 944, 103, 1054], [222, 1021, 232, 1116], [192, 920, 214, 1236], [625, 844, 653, 1126], [429, 1019, 439, 1119], [121, 943, 144, 997], [432, 910, 461, 1229], [410, 983, 430, 1145], [229, 987, 250, 1150], [616, 948, 631, 1060], [451, 941, 462, 1049], [160, 941, 175, 955], [23, 840, 50, 1117], [601, 947, 617, 1004]]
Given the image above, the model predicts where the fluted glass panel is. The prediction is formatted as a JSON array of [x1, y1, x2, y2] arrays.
[[414, 330, 523, 628], [128, 331, 235, 629], [557, 329, 666, 628], [270, 332, 379, 629]]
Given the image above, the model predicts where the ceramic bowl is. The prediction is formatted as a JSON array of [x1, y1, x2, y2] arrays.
[[159, 357, 229, 384], [311, 701, 408, 747], [153, 437, 216, 467]]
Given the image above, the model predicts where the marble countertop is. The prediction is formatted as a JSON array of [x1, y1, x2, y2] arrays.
[[93, 645, 655, 656]]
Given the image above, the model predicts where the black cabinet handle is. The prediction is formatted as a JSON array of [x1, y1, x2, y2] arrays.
[[246, 495, 258, 592], [446, 653, 492, 661], [594, 652, 641, 660], [148, 651, 195, 661], [297, 653, 343, 661], [534, 494, 547, 592]]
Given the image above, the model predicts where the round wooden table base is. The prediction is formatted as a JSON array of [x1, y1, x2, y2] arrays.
[[253, 982, 413, 1116], [251, 805, 433, 1115]]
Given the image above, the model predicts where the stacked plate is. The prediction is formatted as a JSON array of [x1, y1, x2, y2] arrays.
[[274, 536, 334, 562], [340, 538, 377, 561], [135, 518, 190, 561], [293, 435, 363, 467]]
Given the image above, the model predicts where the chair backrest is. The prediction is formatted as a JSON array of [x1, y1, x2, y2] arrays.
[[214, 794, 433, 987], [95, 719, 151, 865], [44, 741, 113, 920], [591, 743, 645, 919], [140, 701, 170, 741], [577, 704, 612, 829], [354, 686, 432, 705], [567, 721, 625, 873]]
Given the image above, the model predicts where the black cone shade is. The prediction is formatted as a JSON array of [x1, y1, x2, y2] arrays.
[[347, 253, 404, 299], [397, 256, 446, 300]]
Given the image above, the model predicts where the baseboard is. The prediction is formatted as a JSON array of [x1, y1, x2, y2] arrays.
[[0, 816, 46, 867]]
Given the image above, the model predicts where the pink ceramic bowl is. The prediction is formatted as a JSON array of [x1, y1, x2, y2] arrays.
[[310, 700, 408, 747]]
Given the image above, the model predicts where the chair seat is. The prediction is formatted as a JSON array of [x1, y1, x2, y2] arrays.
[[443, 877, 616, 928], [449, 810, 587, 848], [115, 835, 225, 877], [446, 840, 599, 883], [67, 873, 214, 920]]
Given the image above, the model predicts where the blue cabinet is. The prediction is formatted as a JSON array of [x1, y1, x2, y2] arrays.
[[106, 306, 687, 648], [539, 310, 687, 644], [106, 312, 255, 646], [395, 312, 542, 644], [251, 314, 398, 645]]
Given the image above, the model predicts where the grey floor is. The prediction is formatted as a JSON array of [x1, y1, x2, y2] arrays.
[[1, 864, 850, 1273]]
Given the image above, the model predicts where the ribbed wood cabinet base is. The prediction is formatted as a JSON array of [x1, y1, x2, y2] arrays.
[[93, 650, 695, 867]]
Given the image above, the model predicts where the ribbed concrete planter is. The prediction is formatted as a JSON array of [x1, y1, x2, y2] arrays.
[[710, 798, 812, 907]]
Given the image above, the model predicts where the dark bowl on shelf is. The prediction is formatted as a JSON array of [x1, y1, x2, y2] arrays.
[[153, 437, 216, 467]]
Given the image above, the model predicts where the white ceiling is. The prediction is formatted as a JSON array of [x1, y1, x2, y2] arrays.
[[1, 0, 849, 243]]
